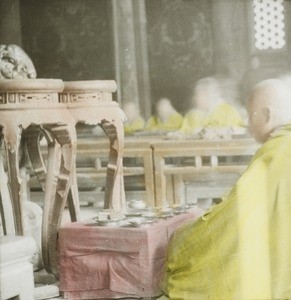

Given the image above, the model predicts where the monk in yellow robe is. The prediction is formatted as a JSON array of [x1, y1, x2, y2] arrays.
[[164, 79, 291, 299], [204, 101, 244, 128], [145, 98, 183, 132], [180, 77, 244, 135], [122, 102, 145, 135], [179, 109, 205, 134]]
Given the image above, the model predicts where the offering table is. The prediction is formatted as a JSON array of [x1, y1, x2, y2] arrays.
[[59, 208, 202, 299]]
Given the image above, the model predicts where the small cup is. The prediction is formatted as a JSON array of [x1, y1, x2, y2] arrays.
[[129, 200, 146, 210]]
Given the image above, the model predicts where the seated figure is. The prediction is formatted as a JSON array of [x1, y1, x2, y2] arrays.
[[123, 102, 145, 135], [164, 79, 291, 299], [180, 77, 244, 135], [145, 98, 183, 133]]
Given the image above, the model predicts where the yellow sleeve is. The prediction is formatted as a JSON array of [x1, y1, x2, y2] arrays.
[[124, 117, 145, 134], [205, 103, 244, 128], [145, 113, 183, 132], [161, 112, 183, 131], [145, 116, 158, 131], [180, 110, 205, 134]]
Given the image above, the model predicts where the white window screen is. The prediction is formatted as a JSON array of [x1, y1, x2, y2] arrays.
[[253, 0, 286, 50]]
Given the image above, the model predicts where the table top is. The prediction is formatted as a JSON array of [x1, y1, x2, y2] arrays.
[[59, 208, 202, 258]]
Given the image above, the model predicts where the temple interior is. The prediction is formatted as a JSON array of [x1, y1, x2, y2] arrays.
[[1, 0, 291, 299]]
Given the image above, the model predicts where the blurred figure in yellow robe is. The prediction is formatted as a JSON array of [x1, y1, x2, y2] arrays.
[[145, 98, 183, 132], [205, 101, 244, 127], [123, 102, 145, 135], [180, 77, 244, 135], [164, 79, 291, 299]]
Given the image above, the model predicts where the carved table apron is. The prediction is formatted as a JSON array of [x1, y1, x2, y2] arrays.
[[0, 79, 78, 275]]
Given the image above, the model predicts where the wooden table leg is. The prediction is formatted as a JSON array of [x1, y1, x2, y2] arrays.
[[56, 125, 80, 222], [25, 126, 47, 190], [153, 153, 167, 207], [142, 149, 155, 207], [26, 125, 80, 223], [0, 137, 15, 235], [4, 126, 24, 235], [66, 164, 80, 222], [173, 174, 185, 205], [101, 120, 126, 214], [166, 175, 175, 206], [40, 124, 77, 275]]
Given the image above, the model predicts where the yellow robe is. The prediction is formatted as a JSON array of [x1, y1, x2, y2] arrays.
[[204, 102, 244, 128], [145, 112, 183, 132], [165, 124, 291, 299], [124, 117, 145, 135], [180, 102, 244, 134], [179, 109, 205, 134]]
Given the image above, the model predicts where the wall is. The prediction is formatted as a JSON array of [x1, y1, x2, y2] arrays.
[[19, 0, 114, 81], [2, 0, 291, 114], [240, 0, 291, 101], [0, 0, 22, 46], [146, 0, 214, 113]]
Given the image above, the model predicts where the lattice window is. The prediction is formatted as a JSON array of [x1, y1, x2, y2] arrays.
[[253, 0, 286, 50]]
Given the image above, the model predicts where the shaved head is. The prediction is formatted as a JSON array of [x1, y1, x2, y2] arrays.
[[193, 77, 222, 111], [248, 79, 291, 143], [156, 98, 176, 121], [123, 102, 140, 123]]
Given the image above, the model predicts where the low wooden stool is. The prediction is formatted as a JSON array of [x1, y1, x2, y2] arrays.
[[0, 236, 36, 300]]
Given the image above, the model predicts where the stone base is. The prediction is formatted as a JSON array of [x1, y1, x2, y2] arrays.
[[0, 236, 36, 300]]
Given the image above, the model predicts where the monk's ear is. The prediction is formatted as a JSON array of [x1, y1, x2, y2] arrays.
[[262, 106, 271, 123]]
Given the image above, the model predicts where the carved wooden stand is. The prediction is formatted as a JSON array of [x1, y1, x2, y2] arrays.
[[60, 80, 126, 219], [0, 79, 126, 276], [0, 79, 77, 275]]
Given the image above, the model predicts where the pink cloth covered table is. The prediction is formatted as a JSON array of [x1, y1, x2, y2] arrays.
[[58, 209, 202, 299]]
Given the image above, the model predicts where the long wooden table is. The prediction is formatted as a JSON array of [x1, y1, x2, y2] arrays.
[[69, 135, 259, 208], [151, 138, 259, 207]]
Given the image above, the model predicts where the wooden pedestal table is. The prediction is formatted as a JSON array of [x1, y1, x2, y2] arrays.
[[60, 80, 126, 218], [0, 79, 78, 275]]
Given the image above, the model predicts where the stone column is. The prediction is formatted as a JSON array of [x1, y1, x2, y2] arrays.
[[0, 0, 22, 46], [112, 0, 151, 118]]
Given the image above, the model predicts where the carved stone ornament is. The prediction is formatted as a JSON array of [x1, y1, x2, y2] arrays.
[[0, 44, 37, 79]]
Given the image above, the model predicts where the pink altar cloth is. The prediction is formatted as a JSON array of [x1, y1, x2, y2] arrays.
[[58, 209, 202, 299]]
